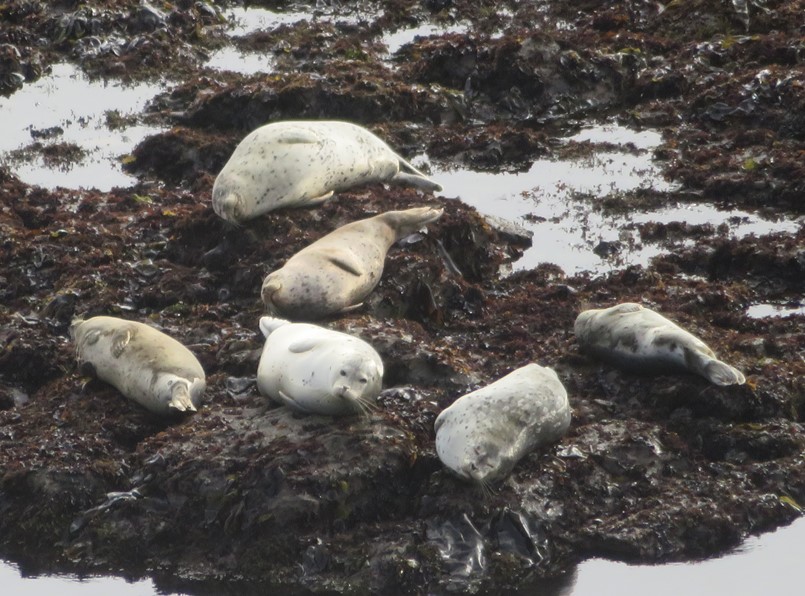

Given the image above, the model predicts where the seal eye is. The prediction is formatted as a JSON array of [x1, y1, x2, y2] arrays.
[[359, 378, 367, 384], [340, 370, 347, 376]]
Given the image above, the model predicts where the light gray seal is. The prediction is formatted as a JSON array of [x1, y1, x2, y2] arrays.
[[256, 317, 383, 416], [71, 316, 206, 415], [261, 205, 444, 320], [434, 363, 571, 486], [212, 120, 443, 223], [574, 302, 746, 386]]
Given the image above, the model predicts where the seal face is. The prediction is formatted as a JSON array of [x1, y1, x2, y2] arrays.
[[574, 302, 746, 386], [71, 316, 206, 415], [261, 206, 444, 320], [256, 317, 384, 416], [434, 363, 571, 485], [212, 120, 443, 223]]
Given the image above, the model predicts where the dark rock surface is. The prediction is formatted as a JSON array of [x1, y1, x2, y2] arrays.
[[1, 1, 803, 593]]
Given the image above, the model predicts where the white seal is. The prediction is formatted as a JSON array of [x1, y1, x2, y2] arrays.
[[573, 302, 746, 386], [212, 120, 443, 223], [71, 316, 206, 415], [256, 317, 384, 416], [434, 363, 571, 485], [261, 205, 444, 320]]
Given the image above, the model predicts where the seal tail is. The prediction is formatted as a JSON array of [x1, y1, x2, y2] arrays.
[[394, 155, 443, 192], [169, 383, 198, 413], [259, 316, 290, 338], [702, 359, 746, 386]]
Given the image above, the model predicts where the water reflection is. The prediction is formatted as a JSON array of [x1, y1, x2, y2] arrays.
[[204, 46, 276, 74], [429, 124, 801, 275], [540, 516, 805, 596], [0, 559, 168, 595], [0, 63, 166, 191], [745, 303, 805, 319], [3, 517, 802, 594], [381, 22, 470, 55]]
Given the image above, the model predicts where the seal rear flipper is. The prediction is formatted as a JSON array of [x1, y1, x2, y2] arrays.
[[396, 155, 444, 191], [703, 359, 746, 386], [259, 316, 291, 338], [168, 382, 197, 413], [391, 171, 443, 193]]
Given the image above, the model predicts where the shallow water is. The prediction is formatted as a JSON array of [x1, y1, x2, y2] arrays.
[[0, 63, 165, 191], [0, 560, 164, 595], [4, 516, 803, 595], [224, 7, 312, 36], [745, 303, 805, 319], [429, 124, 802, 275], [381, 22, 470, 55], [204, 46, 276, 74], [224, 6, 369, 37]]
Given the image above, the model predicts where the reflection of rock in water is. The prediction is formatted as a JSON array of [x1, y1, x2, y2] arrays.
[[426, 513, 486, 589], [425, 508, 551, 591], [489, 508, 550, 567]]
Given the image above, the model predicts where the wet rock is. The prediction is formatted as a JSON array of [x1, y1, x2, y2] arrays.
[[1, 0, 804, 593]]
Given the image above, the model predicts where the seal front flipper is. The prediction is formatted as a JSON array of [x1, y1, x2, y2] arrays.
[[287, 338, 321, 354], [612, 303, 643, 314], [111, 326, 136, 358], [326, 253, 364, 277], [305, 190, 335, 206], [336, 302, 364, 315], [277, 389, 305, 411], [273, 129, 320, 144]]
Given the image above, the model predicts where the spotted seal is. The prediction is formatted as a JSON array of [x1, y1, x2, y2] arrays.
[[434, 363, 571, 485], [256, 317, 383, 416], [71, 316, 206, 415], [212, 120, 443, 223], [574, 302, 746, 386], [261, 205, 444, 320]]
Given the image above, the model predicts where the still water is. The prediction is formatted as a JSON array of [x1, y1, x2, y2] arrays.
[[2, 516, 802, 595]]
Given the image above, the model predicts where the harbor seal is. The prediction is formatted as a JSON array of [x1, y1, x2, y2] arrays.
[[261, 205, 444, 320], [574, 302, 746, 386], [212, 120, 443, 223], [256, 317, 383, 416], [434, 363, 571, 485], [71, 316, 206, 416]]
